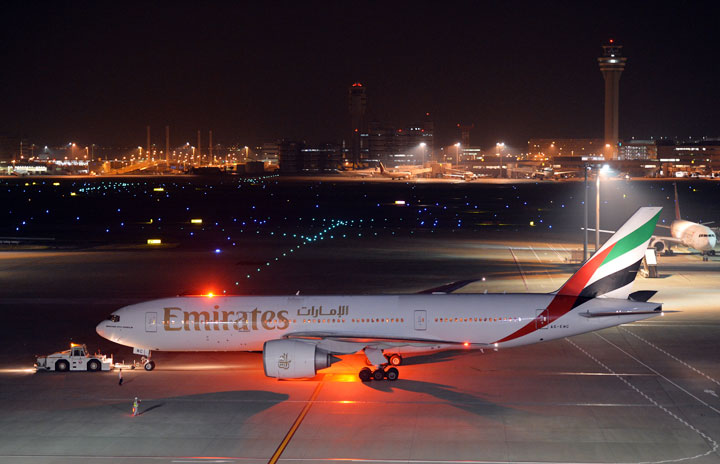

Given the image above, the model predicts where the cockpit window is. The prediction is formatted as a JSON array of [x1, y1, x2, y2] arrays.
[[108, 315, 120, 323]]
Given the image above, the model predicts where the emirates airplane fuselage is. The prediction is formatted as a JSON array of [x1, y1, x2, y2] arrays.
[[99, 294, 658, 352], [97, 207, 665, 382]]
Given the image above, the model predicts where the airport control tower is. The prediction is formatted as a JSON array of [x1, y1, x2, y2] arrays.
[[348, 82, 367, 166], [597, 40, 627, 159]]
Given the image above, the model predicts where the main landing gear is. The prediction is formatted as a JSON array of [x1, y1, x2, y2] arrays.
[[358, 366, 399, 382], [360, 348, 400, 381]]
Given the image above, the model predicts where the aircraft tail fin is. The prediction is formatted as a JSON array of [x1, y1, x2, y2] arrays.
[[674, 182, 681, 220], [557, 207, 662, 300], [378, 163, 386, 173]]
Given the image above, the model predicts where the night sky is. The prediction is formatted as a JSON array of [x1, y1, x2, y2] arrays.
[[2, 1, 719, 150]]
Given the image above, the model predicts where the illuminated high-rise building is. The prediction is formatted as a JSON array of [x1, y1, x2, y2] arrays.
[[597, 39, 627, 159], [348, 82, 367, 166]]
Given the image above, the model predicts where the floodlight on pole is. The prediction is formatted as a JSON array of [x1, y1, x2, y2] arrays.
[[496, 142, 505, 178], [595, 164, 611, 251]]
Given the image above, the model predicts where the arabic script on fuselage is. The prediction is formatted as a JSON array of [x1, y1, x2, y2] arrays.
[[296, 305, 349, 318]]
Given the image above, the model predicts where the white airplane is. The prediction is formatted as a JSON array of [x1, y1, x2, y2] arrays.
[[650, 183, 716, 259], [336, 167, 376, 178], [378, 163, 412, 180], [443, 170, 477, 181], [97, 207, 665, 382]]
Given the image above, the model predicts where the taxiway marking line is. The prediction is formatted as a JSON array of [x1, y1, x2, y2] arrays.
[[4, 457, 702, 464], [528, 246, 543, 263], [545, 243, 564, 261], [595, 333, 720, 415], [620, 327, 720, 387], [267, 377, 325, 464], [568, 337, 719, 463], [529, 246, 557, 286], [508, 248, 528, 290]]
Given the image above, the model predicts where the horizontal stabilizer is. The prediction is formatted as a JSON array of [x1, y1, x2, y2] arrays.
[[629, 290, 657, 302], [579, 308, 661, 318]]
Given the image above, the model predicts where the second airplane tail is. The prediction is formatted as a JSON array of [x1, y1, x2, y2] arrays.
[[674, 182, 682, 220]]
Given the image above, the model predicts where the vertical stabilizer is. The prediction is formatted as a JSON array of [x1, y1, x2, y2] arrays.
[[559, 207, 662, 300], [496, 207, 661, 345], [673, 182, 681, 220]]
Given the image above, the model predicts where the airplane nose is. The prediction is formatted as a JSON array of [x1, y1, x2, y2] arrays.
[[96, 321, 107, 338]]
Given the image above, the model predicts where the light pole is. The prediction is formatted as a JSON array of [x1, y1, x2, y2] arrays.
[[454, 143, 461, 166], [496, 142, 505, 178], [419, 142, 427, 165], [595, 164, 610, 251], [584, 165, 590, 261]]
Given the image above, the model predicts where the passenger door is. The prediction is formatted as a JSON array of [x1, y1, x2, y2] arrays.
[[145, 312, 158, 332], [414, 310, 427, 331]]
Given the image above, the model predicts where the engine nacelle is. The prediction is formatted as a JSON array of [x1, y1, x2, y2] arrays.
[[650, 239, 665, 252], [263, 339, 339, 379]]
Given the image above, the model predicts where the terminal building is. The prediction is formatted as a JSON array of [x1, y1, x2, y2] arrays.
[[278, 141, 343, 174], [365, 118, 433, 166], [348, 83, 434, 167], [527, 138, 606, 160]]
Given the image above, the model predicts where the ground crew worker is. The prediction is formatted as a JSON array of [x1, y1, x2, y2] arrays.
[[132, 397, 140, 416], [118, 368, 123, 386]]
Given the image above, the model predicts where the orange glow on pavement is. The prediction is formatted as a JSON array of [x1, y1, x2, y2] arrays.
[[331, 374, 360, 383]]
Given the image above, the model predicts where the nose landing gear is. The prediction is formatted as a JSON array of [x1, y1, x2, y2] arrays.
[[140, 355, 155, 371]]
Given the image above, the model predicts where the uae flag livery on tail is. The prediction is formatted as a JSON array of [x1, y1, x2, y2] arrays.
[[570, 206, 662, 300], [497, 207, 662, 343]]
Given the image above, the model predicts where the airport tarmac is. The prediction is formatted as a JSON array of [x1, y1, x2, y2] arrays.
[[0, 240, 719, 464]]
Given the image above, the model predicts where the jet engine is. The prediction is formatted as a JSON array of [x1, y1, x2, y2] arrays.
[[650, 239, 665, 252], [263, 339, 340, 379]]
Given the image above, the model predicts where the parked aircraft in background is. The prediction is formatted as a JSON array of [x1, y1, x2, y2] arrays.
[[443, 169, 477, 181], [378, 163, 413, 180], [336, 167, 376, 178], [650, 183, 716, 260], [97, 208, 664, 381]]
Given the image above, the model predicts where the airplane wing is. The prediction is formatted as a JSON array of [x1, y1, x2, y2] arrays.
[[283, 332, 490, 354], [652, 234, 683, 244], [417, 279, 478, 294]]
